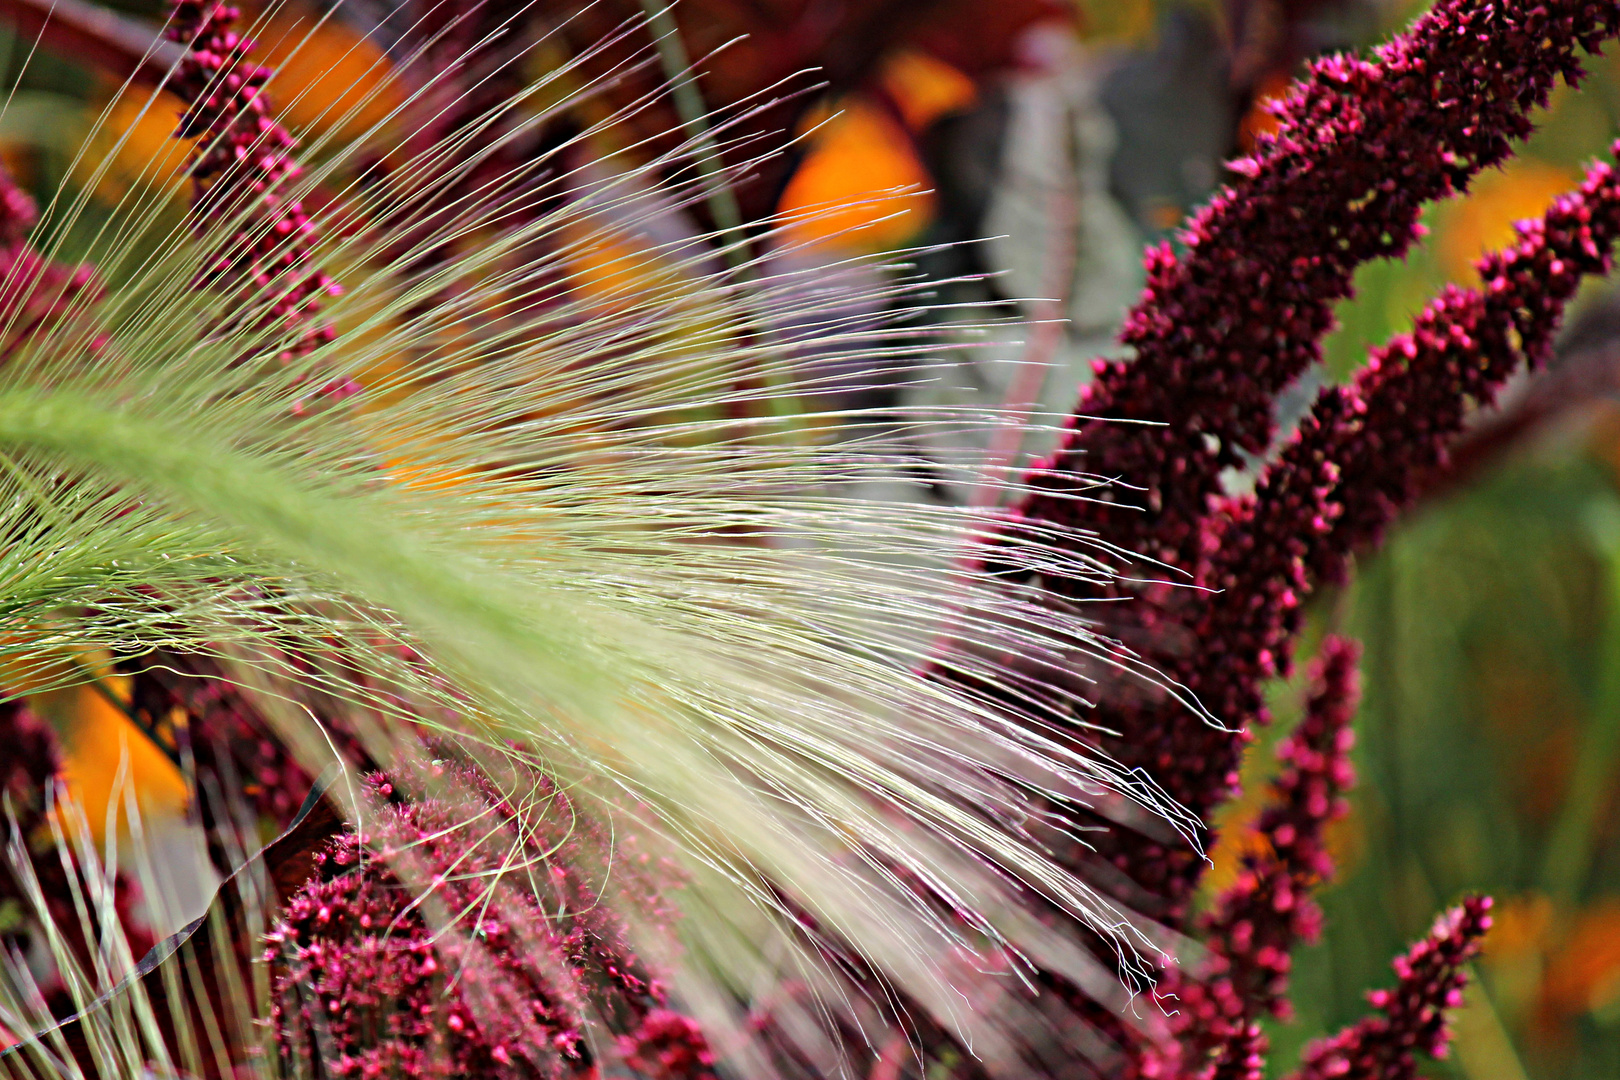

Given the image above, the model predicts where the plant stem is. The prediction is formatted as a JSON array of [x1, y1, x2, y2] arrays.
[[637, 1, 750, 269], [0, 0, 181, 88], [1452, 964, 1533, 1080], [1540, 514, 1620, 904]]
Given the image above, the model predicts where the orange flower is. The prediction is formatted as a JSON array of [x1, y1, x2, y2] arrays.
[[6, 648, 187, 845], [776, 100, 936, 254], [250, 1, 401, 141], [776, 53, 974, 254], [1237, 70, 1297, 152], [77, 86, 194, 203], [1540, 899, 1620, 1024], [1438, 159, 1581, 284]]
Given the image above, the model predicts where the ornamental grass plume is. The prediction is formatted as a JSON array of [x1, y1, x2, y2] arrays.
[[0, 0, 1179, 1075]]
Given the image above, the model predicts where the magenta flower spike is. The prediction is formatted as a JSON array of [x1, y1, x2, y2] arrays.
[[1016, 0, 1620, 575], [268, 769, 714, 1079], [1303, 145, 1620, 585], [1071, 116, 1620, 1080], [1285, 897, 1493, 1080], [1204, 636, 1359, 1014], [1129, 638, 1360, 1080], [0, 161, 103, 358], [1180, 141, 1620, 807], [1043, 116, 1620, 919], [164, 0, 344, 374]]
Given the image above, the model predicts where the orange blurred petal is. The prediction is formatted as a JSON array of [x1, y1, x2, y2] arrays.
[[78, 87, 193, 203], [252, 2, 402, 140], [880, 51, 977, 132], [27, 679, 187, 846], [1237, 70, 1295, 152], [1485, 893, 1556, 964], [777, 100, 935, 253], [1438, 160, 1581, 284], [1541, 898, 1620, 1022]]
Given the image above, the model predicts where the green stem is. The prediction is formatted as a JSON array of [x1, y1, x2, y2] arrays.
[[1540, 526, 1620, 904], [1452, 964, 1533, 1080], [635, 3, 808, 429], [637, 1, 750, 269]]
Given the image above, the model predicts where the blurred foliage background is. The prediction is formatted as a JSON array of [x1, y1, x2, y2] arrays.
[[1, 0, 1618, 1076]]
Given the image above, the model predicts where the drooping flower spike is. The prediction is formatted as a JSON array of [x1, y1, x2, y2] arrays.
[[1017, 0, 1620, 572], [998, 0, 1620, 917], [165, 0, 341, 371], [1304, 147, 1620, 582], [957, 3, 1620, 1076], [1285, 898, 1494, 1080], [1149, 138, 1620, 875], [1130, 637, 1361, 1080]]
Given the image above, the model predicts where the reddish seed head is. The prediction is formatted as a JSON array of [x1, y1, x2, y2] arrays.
[[165, 1, 347, 379]]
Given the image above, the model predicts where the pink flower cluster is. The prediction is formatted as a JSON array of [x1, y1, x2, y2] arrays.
[[955, 3, 1620, 1078], [0, 167, 102, 359], [1290, 898, 1493, 1080], [1130, 637, 1360, 1080], [618, 1009, 721, 1079], [127, 654, 316, 831], [1305, 146, 1620, 582], [267, 768, 712, 1079], [1010, 0, 1620, 910], [165, 1, 343, 370], [1019, 0, 1619, 571], [1215, 639, 1359, 1017]]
